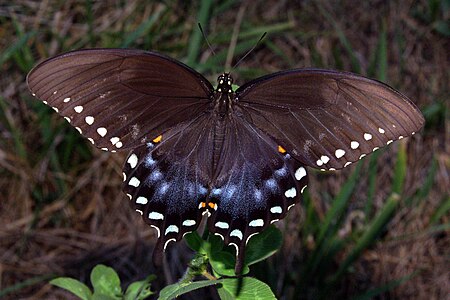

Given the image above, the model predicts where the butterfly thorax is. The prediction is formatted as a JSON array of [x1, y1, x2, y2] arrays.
[[214, 73, 234, 118]]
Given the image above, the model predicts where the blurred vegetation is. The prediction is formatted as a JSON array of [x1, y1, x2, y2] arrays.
[[0, 0, 448, 299]]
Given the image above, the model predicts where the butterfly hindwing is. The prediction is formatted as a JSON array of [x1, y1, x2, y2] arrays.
[[122, 113, 215, 263], [27, 49, 213, 152], [206, 114, 308, 273], [236, 69, 424, 170]]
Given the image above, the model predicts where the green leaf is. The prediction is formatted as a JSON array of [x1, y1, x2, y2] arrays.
[[158, 279, 224, 300], [217, 286, 235, 300], [184, 231, 205, 253], [124, 275, 156, 300], [208, 232, 225, 253], [245, 225, 282, 266], [90, 265, 122, 299], [92, 294, 118, 300], [209, 251, 249, 277], [50, 277, 92, 300], [219, 277, 276, 300]]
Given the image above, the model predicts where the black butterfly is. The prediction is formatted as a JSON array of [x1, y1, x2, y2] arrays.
[[27, 49, 424, 273]]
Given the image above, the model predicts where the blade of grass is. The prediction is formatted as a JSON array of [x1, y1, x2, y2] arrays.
[[186, 0, 214, 66], [11, 17, 36, 72], [392, 142, 407, 195], [0, 274, 55, 298], [330, 193, 400, 283], [316, 3, 361, 73], [0, 96, 27, 160], [0, 30, 36, 68], [85, 0, 95, 46], [303, 162, 362, 275], [120, 6, 166, 48], [365, 151, 381, 220], [365, 22, 387, 218], [429, 196, 450, 225], [411, 156, 438, 205], [350, 271, 419, 300]]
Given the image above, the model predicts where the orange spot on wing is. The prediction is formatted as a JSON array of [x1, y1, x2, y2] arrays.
[[201, 202, 206, 208], [152, 135, 162, 143], [208, 202, 216, 209], [278, 145, 286, 154]]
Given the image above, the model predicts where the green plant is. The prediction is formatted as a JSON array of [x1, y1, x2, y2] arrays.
[[50, 227, 281, 299], [50, 265, 155, 300]]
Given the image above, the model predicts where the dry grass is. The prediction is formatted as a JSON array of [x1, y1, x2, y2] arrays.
[[0, 0, 448, 299]]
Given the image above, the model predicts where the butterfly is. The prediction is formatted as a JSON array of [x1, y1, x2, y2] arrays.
[[27, 48, 424, 273]]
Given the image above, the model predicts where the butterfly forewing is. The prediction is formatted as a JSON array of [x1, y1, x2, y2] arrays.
[[236, 69, 424, 170], [27, 49, 213, 151]]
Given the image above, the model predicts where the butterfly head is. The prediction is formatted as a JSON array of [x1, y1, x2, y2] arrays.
[[216, 73, 233, 93]]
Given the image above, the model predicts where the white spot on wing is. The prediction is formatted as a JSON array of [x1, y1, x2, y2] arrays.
[[75, 127, 82, 134], [85, 116, 94, 125], [182, 220, 196, 226], [230, 229, 243, 240], [63, 97, 71, 103], [387, 140, 393, 145], [344, 162, 352, 167], [215, 221, 229, 229], [364, 133, 373, 141], [398, 135, 403, 139], [285, 187, 297, 198], [335, 149, 346, 159], [320, 155, 330, 164], [165, 225, 179, 235], [52, 107, 59, 112], [136, 196, 148, 204], [270, 206, 282, 214], [149, 211, 164, 220], [74, 106, 83, 113], [97, 127, 107, 137], [316, 159, 324, 166], [122, 172, 126, 181], [64, 117, 71, 123], [249, 219, 264, 227], [88, 138, 94, 144], [129, 177, 140, 187], [378, 127, 385, 134], [351, 141, 359, 149], [295, 167, 306, 181], [127, 154, 138, 168], [110, 137, 120, 145]]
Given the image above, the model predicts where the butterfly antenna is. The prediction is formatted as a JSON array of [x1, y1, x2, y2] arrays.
[[198, 23, 216, 56], [231, 32, 267, 70]]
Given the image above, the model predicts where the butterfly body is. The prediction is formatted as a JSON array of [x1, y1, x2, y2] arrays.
[[27, 49, 424, 274]]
